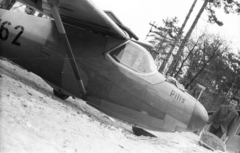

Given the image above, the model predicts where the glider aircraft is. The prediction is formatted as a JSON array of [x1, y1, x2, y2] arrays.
[[0, 0, 208, 135]]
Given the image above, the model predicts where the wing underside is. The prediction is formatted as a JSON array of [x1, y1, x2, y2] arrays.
[[17, 0, 128, 39]]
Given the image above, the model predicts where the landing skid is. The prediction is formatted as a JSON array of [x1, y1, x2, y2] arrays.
[[132, 126, 156, 137], [53, 89, 69, 100]]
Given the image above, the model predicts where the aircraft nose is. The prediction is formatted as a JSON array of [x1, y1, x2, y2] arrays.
[[187, 101, 208, 131]]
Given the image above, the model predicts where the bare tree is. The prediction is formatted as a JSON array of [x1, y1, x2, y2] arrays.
[[167, 0, 240, 76], [167, 0, 209, 76], [158, 0, 198, 73], [173, 33, 206, 78], [185, 34, 230, 89]]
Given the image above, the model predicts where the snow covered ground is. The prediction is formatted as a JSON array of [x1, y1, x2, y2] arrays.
[[0, 58, 225, 153]]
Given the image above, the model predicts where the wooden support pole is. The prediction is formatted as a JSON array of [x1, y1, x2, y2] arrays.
[[48, 1, 87, 98]]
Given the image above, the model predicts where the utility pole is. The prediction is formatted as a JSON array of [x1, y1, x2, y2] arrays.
[[167, 0, 210, 76], [145, 21, 156, 40], [159, 0, 198, 74]]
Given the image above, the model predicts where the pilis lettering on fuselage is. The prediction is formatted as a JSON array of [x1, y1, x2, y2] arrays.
[[170, 90, 186, 103]]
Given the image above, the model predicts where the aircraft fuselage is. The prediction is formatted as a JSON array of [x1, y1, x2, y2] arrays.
[[0, 9, 208, 133]]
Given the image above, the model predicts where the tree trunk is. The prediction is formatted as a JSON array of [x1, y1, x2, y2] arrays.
[[173, 51, 191, 78], [185, 62, 208, 89], [157, 33, 168, 53], [173, 34, 205, 77], [167, 0, 209, 76], [185, 53, 215, 89], [158, 0, 198, 73]]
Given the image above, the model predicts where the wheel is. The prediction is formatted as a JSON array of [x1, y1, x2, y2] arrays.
[[132, 126, 156, 137], [53, 89, 69, 100]]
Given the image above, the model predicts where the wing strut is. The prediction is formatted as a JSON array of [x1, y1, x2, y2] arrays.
[[48, 0, 87, 99]]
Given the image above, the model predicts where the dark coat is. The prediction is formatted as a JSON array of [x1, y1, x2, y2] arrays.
[[208, 105, 239, 136]]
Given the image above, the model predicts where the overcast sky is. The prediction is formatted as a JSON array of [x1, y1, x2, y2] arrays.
[[93, 0, 240, 53]]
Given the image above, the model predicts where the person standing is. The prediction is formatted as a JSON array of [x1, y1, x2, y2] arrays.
[[208, 97, 239, 138]]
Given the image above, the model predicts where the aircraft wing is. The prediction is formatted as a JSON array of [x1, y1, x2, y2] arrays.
[[17, 0, 128, 39]]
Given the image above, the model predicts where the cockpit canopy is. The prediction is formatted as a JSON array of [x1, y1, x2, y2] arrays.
[[110, 41, 157, 74]]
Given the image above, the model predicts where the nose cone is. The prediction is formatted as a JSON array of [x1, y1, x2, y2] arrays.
[[187, 102, 208, 131]]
